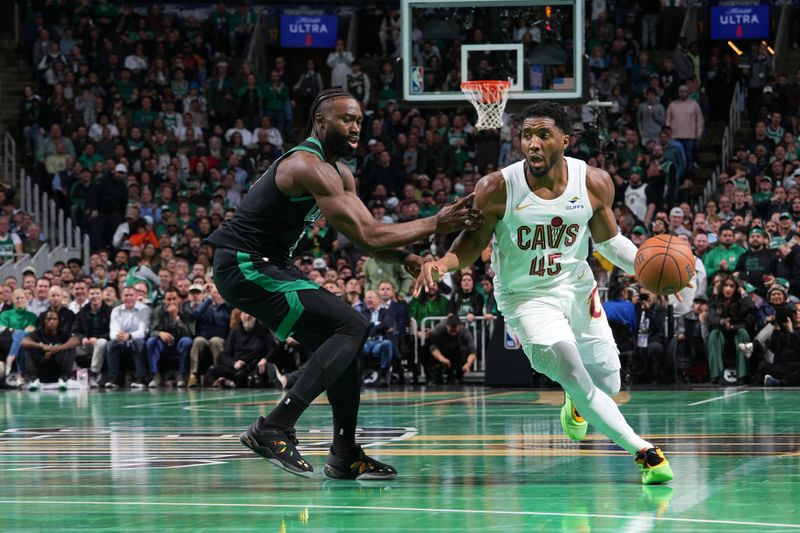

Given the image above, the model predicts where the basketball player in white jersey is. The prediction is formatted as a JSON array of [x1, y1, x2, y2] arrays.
[[415, 102, 673, 484]]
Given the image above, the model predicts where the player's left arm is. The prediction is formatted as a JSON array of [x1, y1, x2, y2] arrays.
[[337, 163, 428, 276], [586, 166, 638, 275]]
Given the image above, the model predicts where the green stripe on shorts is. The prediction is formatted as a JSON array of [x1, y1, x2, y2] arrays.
[[236, 251, 318, 340]]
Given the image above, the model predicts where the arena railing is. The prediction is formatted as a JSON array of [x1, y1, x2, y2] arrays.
[[0, 243, 78, 282], [19, 171, 88, 264], [246, 14, 268, 82], [773, 1, 795, 75], [2, 130, 15, 190]]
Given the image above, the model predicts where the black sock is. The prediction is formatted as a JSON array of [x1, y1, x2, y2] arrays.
[[261, 392, 307, 430], [332, 423, 357, 456]]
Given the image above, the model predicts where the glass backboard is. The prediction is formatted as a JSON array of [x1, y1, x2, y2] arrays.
[[400, 0, 584, 105]]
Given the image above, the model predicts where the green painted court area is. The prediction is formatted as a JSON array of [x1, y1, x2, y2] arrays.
[[1, 387, 800, 532]]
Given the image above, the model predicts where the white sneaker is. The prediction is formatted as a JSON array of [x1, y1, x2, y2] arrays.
[[28, 378, 41, 391], [176, 375, 187, 388], [58, 378, 68, 391], [148, 374, 161, 388], [104, 381, 118, 390], [738, 342, 754, 359], [130, 381, 146, 390], [89, 376, 100, 388]]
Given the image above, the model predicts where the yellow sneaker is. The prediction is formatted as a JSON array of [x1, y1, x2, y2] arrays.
[[635, 447, 674, 485], [559, 393, 588, 441]]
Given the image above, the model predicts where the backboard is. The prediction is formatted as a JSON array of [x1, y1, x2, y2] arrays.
[[400, 0, 585, 108]]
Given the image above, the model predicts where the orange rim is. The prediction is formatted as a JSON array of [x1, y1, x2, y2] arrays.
[[460, 80, 511, 104]]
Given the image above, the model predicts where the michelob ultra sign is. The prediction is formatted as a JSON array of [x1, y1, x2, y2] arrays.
[[280, 15, 338, 48]]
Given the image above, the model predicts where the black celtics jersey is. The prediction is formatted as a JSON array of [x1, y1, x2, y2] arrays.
[[206, 137, 339, 264]]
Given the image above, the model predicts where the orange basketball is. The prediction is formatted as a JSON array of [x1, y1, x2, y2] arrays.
[[634, 235, 696, 295]]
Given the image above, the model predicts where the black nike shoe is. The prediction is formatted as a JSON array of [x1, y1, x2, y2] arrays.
[[323, 445, 398, 480], [239, 418, 313, 478]]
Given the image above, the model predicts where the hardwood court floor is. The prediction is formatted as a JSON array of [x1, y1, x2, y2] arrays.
[[1, 386, 799, 532]]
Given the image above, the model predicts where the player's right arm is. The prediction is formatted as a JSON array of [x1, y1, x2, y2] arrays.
[[279, 152, 484, 252], [415, 172, 505, 294]]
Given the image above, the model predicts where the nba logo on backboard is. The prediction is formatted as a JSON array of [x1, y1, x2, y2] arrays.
[[504, 324, 521, 350], [410, 66, 424, 93]]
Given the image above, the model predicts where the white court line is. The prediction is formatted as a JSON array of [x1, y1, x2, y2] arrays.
[[0, 499, 797, 529], [123, 392, 270, 409], [688, 390, 749, 406]]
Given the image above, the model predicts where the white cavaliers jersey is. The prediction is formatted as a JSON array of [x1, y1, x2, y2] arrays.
[[491, 157, 594, 313]]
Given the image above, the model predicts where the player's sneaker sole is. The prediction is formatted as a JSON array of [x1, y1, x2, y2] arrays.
[[323, 446, 398, 480], [636, 447, 674, 485], [239, 424, 313, 479], [560, 393, 588, 441]]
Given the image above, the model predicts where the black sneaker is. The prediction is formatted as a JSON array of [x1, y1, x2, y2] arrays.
[[239, 418, 313, 478], [323, 445, 398, 480]]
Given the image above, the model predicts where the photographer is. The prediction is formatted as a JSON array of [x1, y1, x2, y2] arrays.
[[205, 310, 275, 388], [707, 274, 756, 384], [635, 287, 668, 383], [743, 284, 793, 374], [761, 303, 800, 386], [670, 296, 709, 382]]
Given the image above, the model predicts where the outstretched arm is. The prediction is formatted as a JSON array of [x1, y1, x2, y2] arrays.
[[282, 153, 484, 252], [587, 167, 637, 275]]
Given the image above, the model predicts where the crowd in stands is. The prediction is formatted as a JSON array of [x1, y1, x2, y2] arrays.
[[2, 1, 800, 389]]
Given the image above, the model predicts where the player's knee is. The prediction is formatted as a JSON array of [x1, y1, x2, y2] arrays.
[[600, 373, 621, 396]]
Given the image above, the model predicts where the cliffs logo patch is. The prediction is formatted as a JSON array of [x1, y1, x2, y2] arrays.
[[565, 196, 584, 211]]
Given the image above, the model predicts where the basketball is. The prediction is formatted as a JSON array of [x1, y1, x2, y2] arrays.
[[634, 235, 696, 295]]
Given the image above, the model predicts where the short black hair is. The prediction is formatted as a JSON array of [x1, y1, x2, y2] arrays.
[[519, 101, 572, 136], [306, 88, 357, 136]]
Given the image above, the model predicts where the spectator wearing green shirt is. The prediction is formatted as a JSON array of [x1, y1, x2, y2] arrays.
[[704, 225, 747, 281], [0, 289, 38, 378], [419, 190, 438, 218], [132, 96, 157, 132], [409, 283, 449, 344], [209, 3, 232, 55], [116, 69, 137, 102], [264, 70, 290, 136], [618, 128, 644, 173], [79, 143, 104, 171]]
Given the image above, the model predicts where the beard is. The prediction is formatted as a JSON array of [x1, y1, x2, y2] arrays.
[[323, 129, 357, 159], [526, 153, 557, 178]]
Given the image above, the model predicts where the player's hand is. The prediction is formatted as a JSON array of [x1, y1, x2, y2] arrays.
[[672, 282, 694, 302], [285, 337, 300, 346], [461, 362, 471, 374], [413, 260, 445, 297], [403, 253, 431, 278], [435, 193, 484, 233], [257, 358, 267, 374], [234, 360, 245, 370]]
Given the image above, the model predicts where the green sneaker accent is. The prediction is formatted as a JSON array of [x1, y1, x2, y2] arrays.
[[636, 447, 674, 485], [559, 393, 588, 441]]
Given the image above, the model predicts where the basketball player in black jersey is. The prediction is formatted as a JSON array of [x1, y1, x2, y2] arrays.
[[207, 89, 482, 480]]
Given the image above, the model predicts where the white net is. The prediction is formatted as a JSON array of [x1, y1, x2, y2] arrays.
[[460, 80, 511, 130]]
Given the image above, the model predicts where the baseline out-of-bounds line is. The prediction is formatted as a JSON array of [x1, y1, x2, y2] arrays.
[[0, 499, 797, 529], [688, 390, 749, 406]]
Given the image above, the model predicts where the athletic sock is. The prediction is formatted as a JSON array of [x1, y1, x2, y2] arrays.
[[261, 392, 307, 430], [331, 425, 357, 456]]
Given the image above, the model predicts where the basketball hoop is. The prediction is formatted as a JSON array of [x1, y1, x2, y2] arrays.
[[460, 80, 511, 130]]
